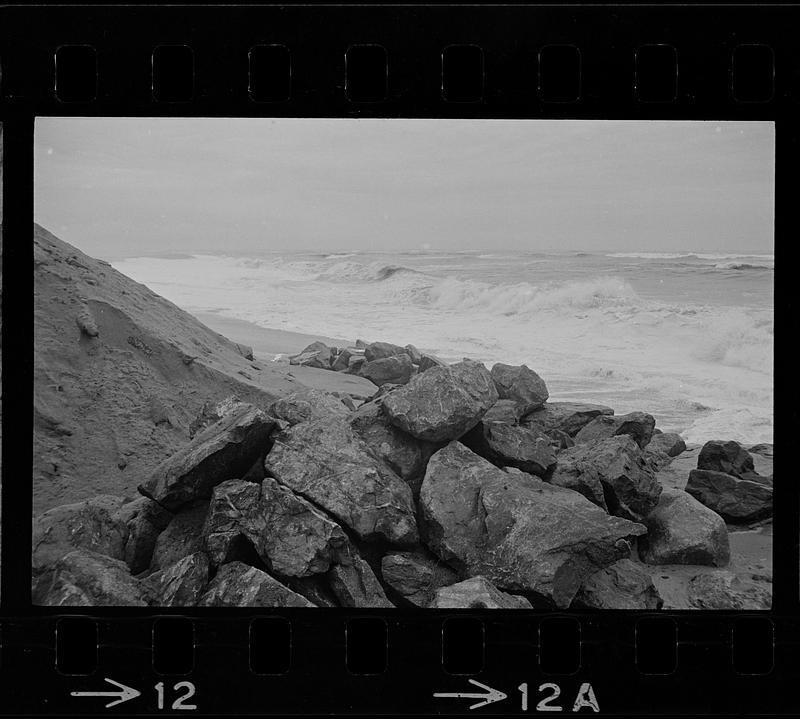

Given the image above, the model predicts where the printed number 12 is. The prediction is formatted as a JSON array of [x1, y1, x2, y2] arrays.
[[155, 681, 197, 710]]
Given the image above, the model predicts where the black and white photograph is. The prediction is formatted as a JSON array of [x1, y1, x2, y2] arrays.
[[31, 117, 774, 610]]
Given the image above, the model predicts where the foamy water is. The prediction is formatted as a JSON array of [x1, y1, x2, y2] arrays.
[[112, 250, 774, 445]]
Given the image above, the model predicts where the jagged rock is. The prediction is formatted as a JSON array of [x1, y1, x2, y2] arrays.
[[521, 402, 614, 437], [364, 341, 408, 362], [546, 428, 575, 451], [431, 576, 533, 609], [417, 353, 447, 373], [686, 469, 773, 523], [331, 348, 353, 372], [349, 400, 440, 497], [748, 443, 773, 458], [549, 436, 662, 521], [697, 440, 758, 480], [381, 551, 459, 607], [639, 487, 730, 566], [687, 571, 771, 610], [647, 432, 686, 458], [33, 549, 151, 606], [419, 442, 647, 608], [119, 497, 174, 574], [574, 559, 662, 610], [490, 363, 548, 412], [269, 388, 350, 426], [32, 495, 129, 576], [149, 501, 208, 572], [482, 399, 525, 425], [329, 552, 394, 608], [346, 355, 367, 374], [189, 395, 249, 439], [143, 552, 209, 607], [573, 412, 656, 450], [289, 342, 333, 369], [382, 359, 498, 442], [265, 417, 418, 546], [359, 354, 414, 386], [138, 404, 274, 511], [202, 480, 262, 566], [404, 344, 423, 364], [197, 561, 315, 607], [287, 576, 340, 607], [461, 421, 557, 477]]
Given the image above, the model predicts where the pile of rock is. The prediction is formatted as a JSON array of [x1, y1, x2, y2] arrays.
[[31, 346, 771, 610], [289, 340, 445, 387]]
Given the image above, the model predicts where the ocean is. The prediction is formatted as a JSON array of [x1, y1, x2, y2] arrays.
[[112, 250, 774, 446]]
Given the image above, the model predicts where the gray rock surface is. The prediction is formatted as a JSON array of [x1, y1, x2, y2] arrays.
[[269, 389, 350, 426], [430, 576, 533, 609], [417, 353, 447, 373], [364, 341, 409, 362], [574, 559, 662, 610], [143, 552, 209, 607], [289, 342, 333, 369], [639, 487, 730, 567], [265, 417, 418, 545], [697, 440, 759, 480], [138, 404, 274, 511], [382, 359, 498, 442], [349, 400, 439, 497], [490, 363, 549, 412], [686, 469, 773, 522], [381, 551, 459, 607], [521, 402, 614, 437], [482, 399, 526, 425], [461, 420, 557, 477], [197, 561, 315, 607], [549, 436, 662, 521], [573, 411, 656, 449], [647, 432, 687, 458], [687, 571, 771, 610], [359, 354, 415, 386], [32, 495, 129, 576], [33, 549, 151, 606], [149, 500, 208, 572], [329, 552, 394, 608], [420, 442, 646, 608], [119, 497, 173, 574]]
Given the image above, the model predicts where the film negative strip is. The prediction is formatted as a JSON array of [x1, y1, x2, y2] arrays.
[[1, 1, 797, 715]]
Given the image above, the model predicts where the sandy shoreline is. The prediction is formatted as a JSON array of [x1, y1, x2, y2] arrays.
[[194, 311, 353, 358]]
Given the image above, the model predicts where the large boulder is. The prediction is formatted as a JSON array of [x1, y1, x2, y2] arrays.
[[490, 363, 549, 413], [202, 479, 262, 567], [359, 354, 414, 386], [138, 404, 274, 511], [118, 497, 173, 575], [349, 400, 440, 497], [573, 412, 655, 450], [197, 561, 315, 607], [264, 417, 418, 546], [364, 341, 409, 362], [328, 552, 394, 608], [419, 442, 646, 608], [382, 359, 498, 442], [687, 571, 771, 610], [483, 399, 526, 425], [549, 436, 662, 521], [289, 341, 333, 369], [647, 432, 687, 458], [697, 440, 758, 480], [149, 500, 208, 572], [521, 402, 614, 437], [32, 495, 129, 576], [269, 389, 350, 426], [639, 487, 730, 567], [573, 559, 662, 610], [430, 576, 533, 609], [33, 549, 151, 606], [686, 470, 773, 523], [461, 421, 557, 478], [143, 552, 210, 607], [381, 551, 459, 607]]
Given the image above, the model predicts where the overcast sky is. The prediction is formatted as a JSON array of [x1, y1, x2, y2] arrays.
[[34, 118, 774, 259]]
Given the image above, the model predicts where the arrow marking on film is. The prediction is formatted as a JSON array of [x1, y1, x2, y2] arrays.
[[433, 678, 507, 710], [71, 677, 141, 708]]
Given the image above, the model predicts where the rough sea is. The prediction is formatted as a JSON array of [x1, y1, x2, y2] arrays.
[[112, 250, 774, 445]]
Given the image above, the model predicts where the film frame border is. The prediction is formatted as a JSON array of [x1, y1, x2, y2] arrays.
[[1, 2, 798, 715]]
